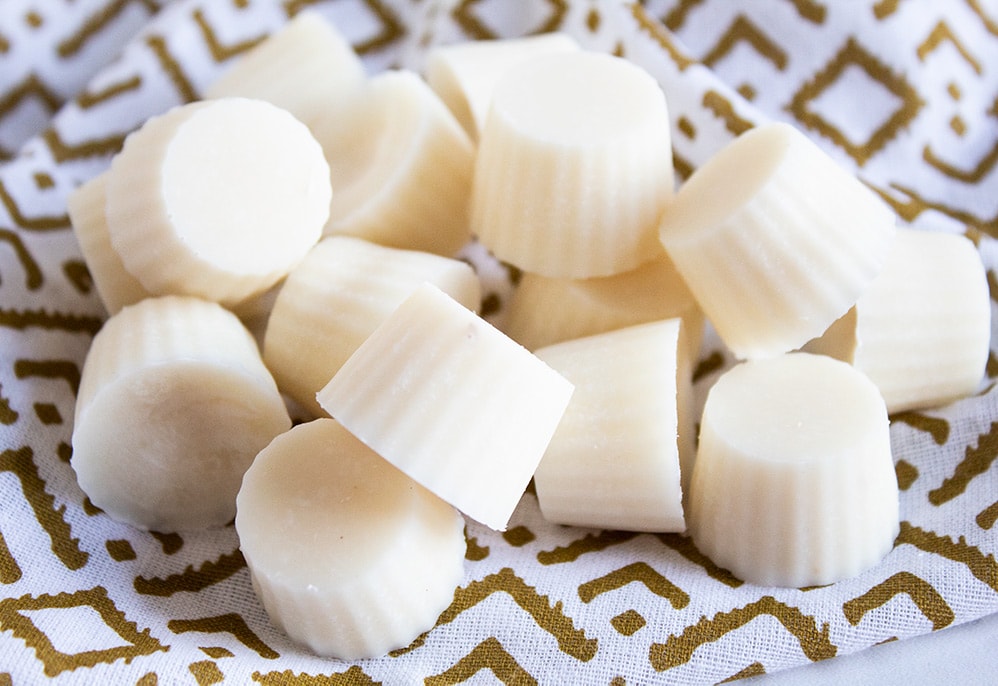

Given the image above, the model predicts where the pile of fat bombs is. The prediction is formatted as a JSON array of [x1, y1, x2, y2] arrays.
[[67, 12, 991, 659]]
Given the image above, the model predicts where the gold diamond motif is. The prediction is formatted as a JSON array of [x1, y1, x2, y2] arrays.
[[789, 38, 923, 166], [0, 587, 165, 676]]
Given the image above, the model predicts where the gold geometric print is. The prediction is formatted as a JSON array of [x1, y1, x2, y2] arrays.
[[76, 75, 143, 109], [0, 586, 165, 676], [0, 227, 43, 290], [250, 664, 380, 685], [629, 3, 696, 71], [0, 179, 70, 232], [927, 421, 998, 506], [536, 530, 640, 565], [333, 0, 406, 55], [56, 0, 161, 59], [892, 411, 950, 445], [843, 571, 955, 630], [577, 562, 690, 610], [0, 75, 61, 159], [42, 126, 128, 163], [648, 595, 838, 671], [0, 532, 22, 584], [977, 500, 998, 530], [923, 138, 998, 184], [916, 21, 982, 73], [654, 533, 744, 588], [193, 8, 267, 62], [895, 521, 998, 592], [133, 548, 246, 596], [425, 636, 537, 686], [145, 35, 199, 103], [167, 613, 279, 660], [398, 567, 597, 661], [701, 15, 788, 72], [450, 0, 568, 41], [788, 38, 923, 166], [702, 90, 754, 135], [0, 446, 88, 572], [610, 609, 646, 636], [14, 359, 81, 397]]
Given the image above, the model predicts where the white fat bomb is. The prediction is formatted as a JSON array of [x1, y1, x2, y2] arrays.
[[533, 319, 693, 532], [204, 11, 366, 131], [105, 97, 330, 307], [688, 353, 899, 588], [263, 236, 481, 418], [236, 418, 466, 660], [72, 296, 292, 532], [471, 51, 674, 279], [502, 253, 704, 359], [804, 228, 991, 414], [67, 172, 150, 315], [313, 69, 474, 257], [424, 32, 579, 141], [316, 282, 574, 531], [659, 122, 897, 360]]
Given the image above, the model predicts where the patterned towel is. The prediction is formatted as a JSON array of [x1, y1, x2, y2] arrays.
[[0, 1, 995, 683]]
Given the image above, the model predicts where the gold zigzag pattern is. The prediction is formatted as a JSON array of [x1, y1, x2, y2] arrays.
[[923, 137, 998, 184], [0, 180, 70, 232], [251, 665, 379, 685], [843, 571, 954, 630], [14, 359, 81, 396], [0, 446, 88, 572], [655, 533, 744, 588], [77, 75, 143, 109], [917, 20, 982, 72], [168, 613, 279, 660], [701, 15, 788, 71], [578, 561, 690, 609], [892, 411, 951, 445], [399, 567, 597, 661], [536, 530, 639, 565], [928, 421, 998, 506], [57, 0, 160, 58], [0, 307, 103, 335], [425, 637, 537, 686], [133, 549, 246, 597], [649, 595, 837, 671], [629, 3, 696, 71], [0, 228, 44, 290], [896, 521, 998, 592], [193, 8, 267, 62]]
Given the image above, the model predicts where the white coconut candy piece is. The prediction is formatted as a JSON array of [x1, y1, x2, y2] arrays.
[[533, 319, 693, 532], [502, 252, 704, 359], [688, 352, 899, 588], [263, 236, 481, 417], [313, 69, 474, 257], [236, 418, 466, 660], [424, 32, 579, 141], [204, 11, 366, 131], [67, 172, 151, 315], [72, 296, 291, 531], [316, 282, 574, 531], [804, 227, 991, 413], [105, 97, 330, 307], [659, 122, 897, 360], [471, 50, 674, 279]]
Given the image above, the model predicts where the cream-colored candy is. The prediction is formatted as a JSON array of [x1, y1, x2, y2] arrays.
[[659, 122, 897, 360], [72, 296, 291, 532], [533, 319, 692, 532], [313, 70, 473, 256], [67, 172, 151, 315], [105, 97, 330, 307], [236, 418, 466, 660], [804, 228, 990, 413], [263, 236, 481, 417], [424, 32, 579, 141], [204, 11, 366, 131], [471, 51, 673, 278], [316, 282, 574, 531], [502, 253, 704, 359], [688, 353, 899, 587]]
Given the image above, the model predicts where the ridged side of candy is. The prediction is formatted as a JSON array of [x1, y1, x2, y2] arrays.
[[533, 319, 692, 532], [659, 122, 897, 360], [66, 172, 150, 315], [72, 296, 291, 531], [313, 70, 474, 257], [263, 236, 481, 417], [316, 282, 573, 530], [471, 51, 673, 278], [687, 353, 899, 587]]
